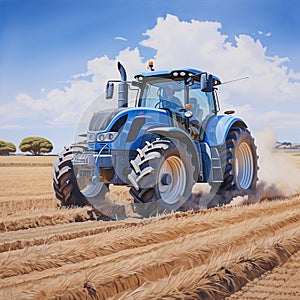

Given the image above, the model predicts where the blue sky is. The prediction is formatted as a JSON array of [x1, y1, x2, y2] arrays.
[[1, 0, 300, 153]]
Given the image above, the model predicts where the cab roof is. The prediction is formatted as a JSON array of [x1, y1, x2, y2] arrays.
[[134, 68, 221, 84]]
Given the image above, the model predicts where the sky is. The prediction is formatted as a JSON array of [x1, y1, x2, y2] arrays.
[[0, 0, 300, 153]]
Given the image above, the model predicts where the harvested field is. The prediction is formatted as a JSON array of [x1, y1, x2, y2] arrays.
[[0, 153, 300, 299]]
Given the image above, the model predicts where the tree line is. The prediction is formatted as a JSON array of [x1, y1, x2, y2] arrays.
[[0, 137, 53, 156]]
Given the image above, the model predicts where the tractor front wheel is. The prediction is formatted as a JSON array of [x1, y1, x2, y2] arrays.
[[52, 147, 108, 208], [128, 139, 195, 217]]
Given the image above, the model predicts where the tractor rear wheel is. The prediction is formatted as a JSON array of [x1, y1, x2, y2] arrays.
[[208, 126, 258, 208], [128, 139, 195, 217]]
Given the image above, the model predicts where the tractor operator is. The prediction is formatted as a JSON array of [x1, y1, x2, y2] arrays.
[[162, 84, 183, 108]]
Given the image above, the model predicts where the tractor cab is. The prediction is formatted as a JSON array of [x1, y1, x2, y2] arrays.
[[134, 69, 221, 140]]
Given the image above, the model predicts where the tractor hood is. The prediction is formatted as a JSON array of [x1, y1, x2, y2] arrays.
[[88, 108, 127, 131]]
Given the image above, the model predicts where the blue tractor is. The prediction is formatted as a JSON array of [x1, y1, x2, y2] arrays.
[[53, 62, 258, 218]]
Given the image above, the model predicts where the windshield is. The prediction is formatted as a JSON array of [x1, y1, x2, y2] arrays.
[[140, 79, 184, 109], [139, 78, 215, 122]]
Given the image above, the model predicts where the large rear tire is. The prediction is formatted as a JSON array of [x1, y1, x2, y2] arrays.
[[208, 126, 258, 208], [128, 139, 195, 217]]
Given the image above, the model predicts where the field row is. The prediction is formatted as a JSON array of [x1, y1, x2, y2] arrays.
[[0, 196, 299, 299], [228, 249, 300, 300], [1, 194, 299, 249]]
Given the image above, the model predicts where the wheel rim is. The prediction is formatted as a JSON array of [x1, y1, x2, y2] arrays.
[[81, 182, 105, 198], [236, 142, 254, 189], [75, 167, 105, 198], [158, 156, 186, 204]]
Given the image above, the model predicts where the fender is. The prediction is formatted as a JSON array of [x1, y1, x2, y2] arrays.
[[204, 115, 247, 147], [148, 127, 200, 181]]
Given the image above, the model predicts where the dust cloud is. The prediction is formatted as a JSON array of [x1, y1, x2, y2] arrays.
[[231, 128, 300, 207], [254, 128, 300, 201]]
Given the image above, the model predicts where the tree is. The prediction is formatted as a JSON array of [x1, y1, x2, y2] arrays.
[[19, 136, 53, 155], [0, 140, 16, 155]]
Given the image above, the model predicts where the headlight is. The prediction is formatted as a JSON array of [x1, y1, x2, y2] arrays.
[[96, 132, 118, 142], [108, 133, 115, 140], [87, 133, 96, 142], [97, 134, 105, 142]]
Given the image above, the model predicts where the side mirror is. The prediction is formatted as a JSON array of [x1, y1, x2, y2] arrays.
[[200, 73, 214, 92], [106, 82, 114, 99]]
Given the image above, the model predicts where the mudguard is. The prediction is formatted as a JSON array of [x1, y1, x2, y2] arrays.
[[204, 115, 247, 147], [147, 127, 200, 181]]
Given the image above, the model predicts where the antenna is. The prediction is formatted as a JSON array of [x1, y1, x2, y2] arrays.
[[219, 76, 250, 85]]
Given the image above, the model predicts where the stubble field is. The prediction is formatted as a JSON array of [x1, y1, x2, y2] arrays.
[[0, 152, 299, 299]]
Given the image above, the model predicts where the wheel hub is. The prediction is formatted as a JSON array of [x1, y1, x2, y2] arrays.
[[161, 173, 172, 185], [158, 156, 187, 205]]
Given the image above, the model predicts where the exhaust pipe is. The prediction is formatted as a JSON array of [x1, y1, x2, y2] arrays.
[[117, 62, 128, 108], [118, 61, 127, 81]]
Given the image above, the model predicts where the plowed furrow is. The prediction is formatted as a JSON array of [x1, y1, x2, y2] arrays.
[[112, 228, 300, 300], [0, 207, 99, 233], [227, 250, 300, 299], [1, 207, 299, 299], [0, 214, 222, 279], [0, 196, 57, 217], [0, 162, 52, 167], [58, 212, 300, 300], [0, 217, 147, 252], [1, 193, 299, 233], [0, 212, 277, 290], [1, 199, 299, 280], [0, 234, 166, 290], [1, 196, 299, 254]]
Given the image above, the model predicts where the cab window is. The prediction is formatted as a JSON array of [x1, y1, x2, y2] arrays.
[[189, 83, 215, 122]]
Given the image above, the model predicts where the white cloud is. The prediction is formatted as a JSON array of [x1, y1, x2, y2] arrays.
[[258, 30, 271, 37], [141, 15, 227, 71], [115, 36, 128, 41], [1, 14, 300, 144]]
